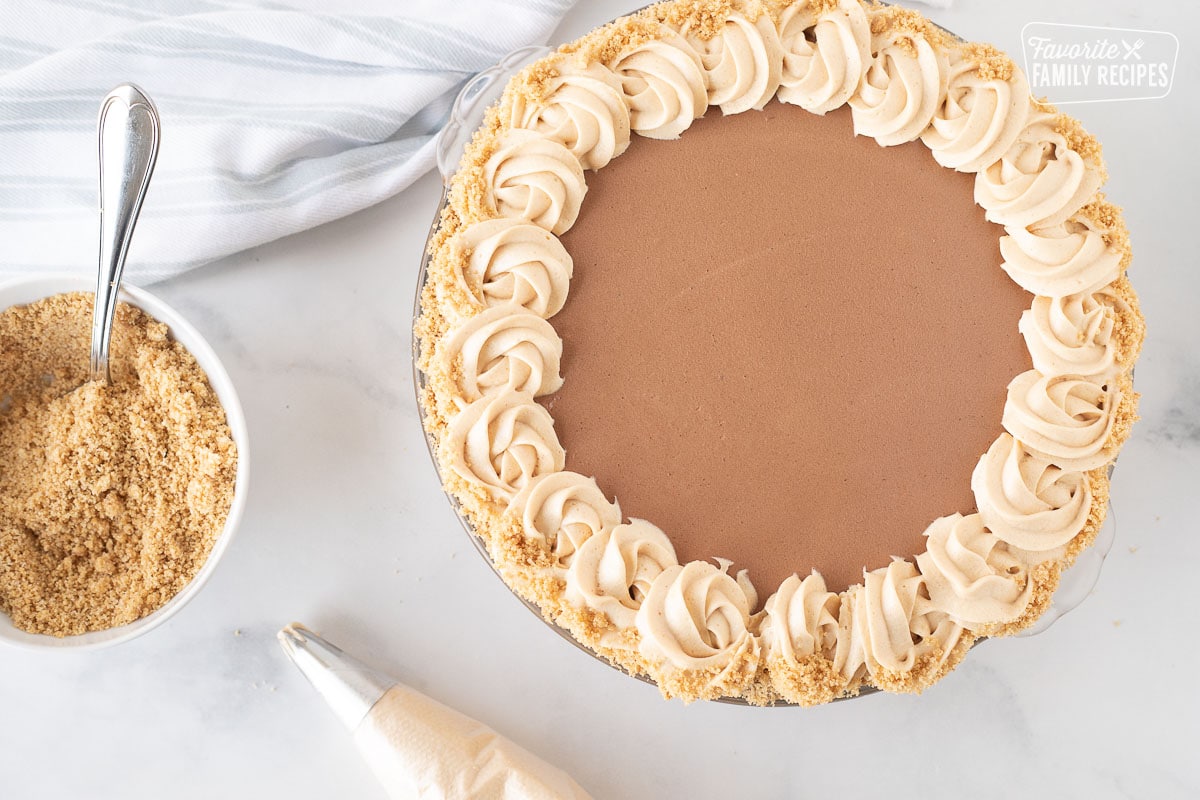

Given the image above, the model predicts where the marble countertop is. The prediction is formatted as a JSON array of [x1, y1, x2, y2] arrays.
[[2, 1, 1198, 798]]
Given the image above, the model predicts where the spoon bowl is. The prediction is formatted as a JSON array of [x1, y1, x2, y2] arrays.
[[89, 83, 160, 386]]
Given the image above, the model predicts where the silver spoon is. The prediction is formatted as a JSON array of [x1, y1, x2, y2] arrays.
[[89, 83, 160, 384]]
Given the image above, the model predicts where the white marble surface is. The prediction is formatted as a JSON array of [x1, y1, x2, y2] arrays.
[[2, 1, 1199, 798]]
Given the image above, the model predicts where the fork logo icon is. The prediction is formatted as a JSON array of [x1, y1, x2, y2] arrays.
[[1122, 39, 1144, 60]]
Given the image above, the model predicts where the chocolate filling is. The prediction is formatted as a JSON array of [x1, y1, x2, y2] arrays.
[[547, 102, 1031, 596]]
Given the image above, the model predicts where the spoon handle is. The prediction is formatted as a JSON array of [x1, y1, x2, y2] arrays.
[[89, 84, 160, 384]]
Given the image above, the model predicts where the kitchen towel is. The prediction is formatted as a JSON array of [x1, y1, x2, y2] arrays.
[[0, 0, 578, 282]]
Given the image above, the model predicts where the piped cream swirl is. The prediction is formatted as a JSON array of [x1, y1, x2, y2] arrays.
[[679, 9, 783, 114], [450, 218, 573, 319], [609, 26, 708, 139], [438, 304, 563, 402], [974, 111, 1105, 228], [443, 388, 565, 503], [761, 571, 839, 664], [916, 513, 1032, 628], [776, 0, 870, 115], [566, 519, 678, 629], [971, 432, 1090, 557], [848, 17, 948, 145], [508, 57, 631, 170], [509, 471, 621, 567], [834, 560, 964, 681], [483, 129, 587, 235], [1001, 370, 1120, 472], [921, 47, 1030, 172], [636, 560, 759, 675], [1020, 289, 1125, 380], [1000, 214, 1124, 299]]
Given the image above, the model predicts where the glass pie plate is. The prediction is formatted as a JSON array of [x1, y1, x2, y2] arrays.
[[411, 41, 1119, 704]]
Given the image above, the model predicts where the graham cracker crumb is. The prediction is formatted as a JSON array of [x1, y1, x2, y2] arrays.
[[1108, 371, 1139, 453], [867, 3, 948, 56], [1079, 195, 1132, 268], [566, 13, 674, 66], [1054, 112, 1104, 165], [0, 293, 237, 636], [654, 0, 738, 40], [504, 59, 564, 111], [1106, 276, 1146, 368], [958, 42, 1016, 82], [767, 652, 848, 706], [764, 0, 842, 16], [811, 0, 846, 15], [649, 636, 762, 703], [984, 560, 1062, 638], [447, 105, 507, 227]]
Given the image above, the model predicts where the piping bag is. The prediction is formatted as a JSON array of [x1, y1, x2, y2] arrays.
[[278, 623, 591, 800]]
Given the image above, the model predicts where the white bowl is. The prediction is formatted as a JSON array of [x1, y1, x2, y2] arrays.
[[0, 276, 249, 650]]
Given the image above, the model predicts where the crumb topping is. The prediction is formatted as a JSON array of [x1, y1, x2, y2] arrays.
[[1053, 112, 1104, 164], [1107, 276, 1146, 366], [958, 42, 1016, 81], [565, 13, 675, 65], [1080, 195, 1133, 268], [654, 0, 740, 40], [0, 293, 236, 636], [867, 3, 949, 55]]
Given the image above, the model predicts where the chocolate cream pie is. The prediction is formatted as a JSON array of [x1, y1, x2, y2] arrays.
[[416, 0, 1144, 705]]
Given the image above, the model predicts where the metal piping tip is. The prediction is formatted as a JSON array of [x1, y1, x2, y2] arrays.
[[278, 622, 396, 732]]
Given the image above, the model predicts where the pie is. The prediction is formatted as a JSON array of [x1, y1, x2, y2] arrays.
[[415, 0, 1143, 705]]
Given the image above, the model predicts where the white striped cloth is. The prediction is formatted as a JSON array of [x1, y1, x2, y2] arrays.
[[0, 0, 577, 283]]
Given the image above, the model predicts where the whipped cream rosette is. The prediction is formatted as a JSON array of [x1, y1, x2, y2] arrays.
[[507, 55, 631, 170], [916, 513, 1033, 629], [437, 304, 563, 402], [416, 0, 1143, 705], [776, 0, 870, 114], [442, 388, 564, 504], [848, 5, 949, 146], [761, 571, 846, 704], [607, 24, 707, 139], [635, 560, 761, 699], [971, 433, 1090, 559], [975, 110, 1107, 229], [447, 218, 573, 320], [999, 203, 1127, 298], [1019, 290, 1127, 381], [1002, 370, 1124, 472], [509, 471, 622, 567], [834, 560, 965, 688], [565, 519, 678, 631], [921, 44, 1030, 173], [676, 5, 782, 114], [482, 129, 587, 235]]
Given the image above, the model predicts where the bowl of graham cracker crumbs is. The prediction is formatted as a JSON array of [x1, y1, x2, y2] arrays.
[[0, 276, 248, 649]]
